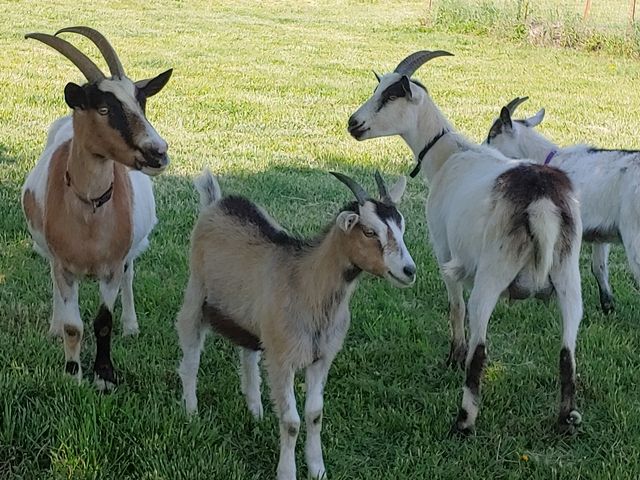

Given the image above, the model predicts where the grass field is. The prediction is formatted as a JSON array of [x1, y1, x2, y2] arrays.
[[2, 0, 640, 478]]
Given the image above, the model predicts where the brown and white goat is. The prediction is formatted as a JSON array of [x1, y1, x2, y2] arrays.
[[21, 27, 172, 390], [177, 170, 416, 480]]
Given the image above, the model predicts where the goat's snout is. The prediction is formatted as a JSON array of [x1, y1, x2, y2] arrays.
[[348, 115, 359, 129], [403, 264, 416, 278], [347, 114, 368, 140]]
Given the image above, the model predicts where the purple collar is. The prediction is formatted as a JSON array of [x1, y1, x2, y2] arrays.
[[543, 150, 557, 165]]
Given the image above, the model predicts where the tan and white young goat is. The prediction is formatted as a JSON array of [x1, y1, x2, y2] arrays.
[[348, 51, 584, 434], [177, 170, 416, 480], [22, 27, 172, 390]]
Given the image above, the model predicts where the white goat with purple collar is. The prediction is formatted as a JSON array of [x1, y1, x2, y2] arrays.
[[348, 51, 584, 434], [487, 97, 640, 314]]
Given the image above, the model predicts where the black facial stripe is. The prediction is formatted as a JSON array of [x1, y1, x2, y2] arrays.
[[373, 200, 402, 226], [376, 80, 407, 112]]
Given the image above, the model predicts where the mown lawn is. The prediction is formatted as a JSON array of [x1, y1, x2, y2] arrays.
[[1, 1, 640, 478]]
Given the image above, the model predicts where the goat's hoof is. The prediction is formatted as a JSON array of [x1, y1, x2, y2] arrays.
[[449, 420, 474, 437], [122, 323, 140, 337], [601, 301, 615, 315], [308, 467, 327, 480], [557, 410, 582, 435], [247, 400, 264, 420], [65, 361, 82, 383], [446, 343, 467, 370], [94, 363, 117, 393]]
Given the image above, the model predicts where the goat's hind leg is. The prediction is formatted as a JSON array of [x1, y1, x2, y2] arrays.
[[550, 256, 583, 434], [176, 275, 207, 414], [239, 348, 263, 419], [591, 243, 614, 314], [441, 263, 467, 369]]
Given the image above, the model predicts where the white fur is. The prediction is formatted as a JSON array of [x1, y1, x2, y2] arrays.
[[487, 104, 640, 312]]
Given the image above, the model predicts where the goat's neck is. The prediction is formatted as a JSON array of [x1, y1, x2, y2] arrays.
[[517, 130, 559, 163], [400, 99, 458, 181], [296, 227, 358, 325], [67, 123, 115, 205]]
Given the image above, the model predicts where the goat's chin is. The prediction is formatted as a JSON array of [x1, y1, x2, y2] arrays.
[[386, 271, 414, 288], [140, 164, 168, 177]]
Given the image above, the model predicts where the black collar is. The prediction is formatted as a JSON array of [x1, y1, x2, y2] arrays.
[[65, 171, 114, 213], [409, 129, 449, 178]]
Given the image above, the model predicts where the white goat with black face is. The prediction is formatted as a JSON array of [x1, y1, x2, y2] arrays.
[[177, 170, 415, 480], [22, 27, 172, 390], [487, 97, 640, 314], [349, 51, 584, 434]]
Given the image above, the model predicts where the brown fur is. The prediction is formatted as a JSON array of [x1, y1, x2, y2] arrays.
[[22, 189, 43, 232], [43, 141, 133, 277]]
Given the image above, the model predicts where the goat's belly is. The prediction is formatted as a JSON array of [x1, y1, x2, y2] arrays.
[[505, 275, 555, 301]]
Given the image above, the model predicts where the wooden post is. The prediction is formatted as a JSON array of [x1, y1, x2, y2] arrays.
[[583, 0, 592, 21]]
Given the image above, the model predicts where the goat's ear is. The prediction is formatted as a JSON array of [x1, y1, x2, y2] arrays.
[[389, 175, 407, 204], [136, 68, 173, 98], [400, 75, 413, 100], [526, 108, 545, 128], [373, 70, 381, 82], [499, 107, 513, 131], [336, 211, 359, 232], [64, 82, 87, 110]]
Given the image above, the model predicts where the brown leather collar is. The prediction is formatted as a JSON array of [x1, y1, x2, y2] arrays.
[[65, 171, 114, 213]]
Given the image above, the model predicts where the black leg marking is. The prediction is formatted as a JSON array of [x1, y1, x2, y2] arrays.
[[557, 347, 581, 434], [65, 361, 79, 376], [465, 344, 486, 396], [451, 408, 473, 437], [93, 304, 116, 387], [312, 415, 322, 425], [598, 287, 615, 314], [287, 425, 298, 437], [446, 341, 467, 370]]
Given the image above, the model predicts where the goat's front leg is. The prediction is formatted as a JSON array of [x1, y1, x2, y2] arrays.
[[120, 260, 139, 336], [268, 362, 299, 480], [591, 243, 614, 314], [442, 270, 466, 369], [305, 357, 332, 479], [551, 256, 583, 434], [94, 271, 123, 392], [52, 263, 82, 382], [239, 348, 263, 419]]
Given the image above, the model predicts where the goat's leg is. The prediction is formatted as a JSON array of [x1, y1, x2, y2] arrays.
[[239, 348, 263, 419], [48, 263, 64, 337], [550, 256, 583, 434], [620, 223, 640, 298], [177, 275, 207, 414], [53, 264, 83, 382], [453, 261, 519, 435], [120, 260, 139, 336], [591, 243, 614, 314], [305, 357, 332, 480], [442, 271, 466, 369], [94, 273, 123, 392], [268, 363, 299, 480]]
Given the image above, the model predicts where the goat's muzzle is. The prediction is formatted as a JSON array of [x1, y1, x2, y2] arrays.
[[347, 115, 368, 140], [136, 150, 170, 176]]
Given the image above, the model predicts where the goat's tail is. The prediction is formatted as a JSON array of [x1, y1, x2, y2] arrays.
[[194, 168, 222, 210], [527, 197, 561, 289]]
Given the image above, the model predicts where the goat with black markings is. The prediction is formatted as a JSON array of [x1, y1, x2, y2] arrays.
[[177, 169, 416, 480], [348, 51, 584, 434], [487, 97, 640, 314], [21, 27, 172, 390]]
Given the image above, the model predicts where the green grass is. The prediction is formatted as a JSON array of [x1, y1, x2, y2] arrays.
[[2, 0, 640, 478]]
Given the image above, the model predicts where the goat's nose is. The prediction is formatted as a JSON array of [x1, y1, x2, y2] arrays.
[[403, 265, 416, 277], [348, 115, 359, 128]]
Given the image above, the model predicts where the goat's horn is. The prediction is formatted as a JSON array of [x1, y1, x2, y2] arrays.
[[330, 172, 369, 206], [374, 170, 392, 204], [55, 26, 125, 79], [394, 50, 454, 77], [25, 32, 105, 83], [504, 96, 529, 115]]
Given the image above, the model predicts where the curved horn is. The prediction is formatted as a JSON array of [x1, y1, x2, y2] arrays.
[[56, 26, 125, 78], [330, 171, 369, 206], [504, 96, 529, 115], [25, 32, 105, 83], [394, 50, 454, 77], [374, 170, 392, 204]]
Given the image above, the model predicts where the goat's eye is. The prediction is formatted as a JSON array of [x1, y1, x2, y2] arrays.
[[98, 106, 109, 115], [388, 95, 398, 101], [362, 228, 376, 238]]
